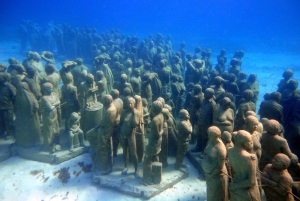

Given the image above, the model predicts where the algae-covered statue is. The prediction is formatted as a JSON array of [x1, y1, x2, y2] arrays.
[[40, 82, 61, 153], [175, 109, 192, 170], [68, 112, 87, 151], [143, 100, 164, 185], [228, 130, 261, 201], [261, 153, 294, 201], [202, 126, 228, 201], [86, 95, 117, 175], [14, 82, 40, 147], [119, 97, 142, 178]]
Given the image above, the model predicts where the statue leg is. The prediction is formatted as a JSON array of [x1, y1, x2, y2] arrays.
[[159, 128, 168, 167], [86, 128, 98, 162], [120, 138, 129, 174], [68, 131, 74, 150], [175, 141, 188, 169], [136, 133, 145, 163], [128, 135, 138, 172], [143, 153, 153, 185], [98, 133, 110, 175], [112, 126, 119, 157]]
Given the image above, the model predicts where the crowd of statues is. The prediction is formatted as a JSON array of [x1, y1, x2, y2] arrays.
[[0, 22, 299, 199]]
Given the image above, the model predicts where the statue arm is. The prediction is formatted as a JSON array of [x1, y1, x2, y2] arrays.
[[230, 155, 257, 190], [209, 147, 226, 177]]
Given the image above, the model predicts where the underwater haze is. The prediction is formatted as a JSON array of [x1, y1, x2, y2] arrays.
[[1, 0, 300, 53]]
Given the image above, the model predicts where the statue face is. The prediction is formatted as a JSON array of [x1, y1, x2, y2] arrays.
[[242, 137, 253, 152]]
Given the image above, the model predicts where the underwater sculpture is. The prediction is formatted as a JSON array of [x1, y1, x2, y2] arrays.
[[143, 100, 164, 185], [228, 130, 261, 201], [86, 95, 117, 175], [261, 153, 294, 201], [14, 82, 40, 147], [40, 82, 61, 153], [0, 73, 15, 140], [119, 97, 142, 177], [213, 97, 234, 134], [202, 126, 228, 201], [175, 109, 192, 170], [68, 112, 87, 151]]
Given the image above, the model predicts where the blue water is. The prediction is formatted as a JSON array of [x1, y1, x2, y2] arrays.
[[1, 0, 300, 53]]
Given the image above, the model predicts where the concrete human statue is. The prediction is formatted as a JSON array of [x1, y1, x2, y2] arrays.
[[277, 69, 294, 94], [0, 73, 16, 140], [143, 100, 164, 185], [94, 55, 114, 93], [235, 89, 256, 131], [60, 73, 80, 131], [134, 95, 145, 163], [130, 68, 142, 96], [110, 89, 123, 157], [193, 88, 217, 152], [43, 63, 61, 99], [24, 65, 42, 101], [244, 73, 260, 106], [213, 97, 234, 134], [14, 82, 40, 147], [202, 126, 228, 201], [261, 153, 294, 201], [68, 112, 87, 152], [245, 115, 262, 162], [157, 59, 172, 95], [23, 51, 45, 79], [40, 82, 61, 153], [86, 95, 117, 175], [258, 91, 283, 124], [228, 130, 261, 201], [119, 97, 142, 178], [175, 109, 192, 170], [95, 70, 107, 103], [70, 58, 89, 89], [259, 119, 298, 170], [157, 97, 169, 167]]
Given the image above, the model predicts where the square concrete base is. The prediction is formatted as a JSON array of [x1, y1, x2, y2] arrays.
[[0, 138, 14, 162], [11, 144, 90, 164], [93, 155, 189, 199]]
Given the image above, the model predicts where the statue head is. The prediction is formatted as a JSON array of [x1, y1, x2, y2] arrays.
[[70, 112, 80, 121], [96, 70, 104, 80], [243, 89, 254, 101], [133, 68, 141, 76], [151, 100, 163, 115], [120, 74, 128, 83], [287, 79, 298, 90], [207, 126, 221, 141], [110, 89, 120, 99], [265, 119, 281, 135], [272, 153, 290, 170], [86, 73, 94, 84], [128, 97, 136, 110], [214, 76, 224, 86], [221, 131, 232, 144], [0, 72, 10, 84], [283, 69, 293, 80], [204, 88, 214, 99], [42, 82, 53, 95], [103, 94, 113, 107], [179, 109, 189, 120], [157, 97, 165, 105], [221, 97, 231, 110], [26, 65, 36, 77], [123, 87, 131, 96], [235, 130, 253, 152], [270, 92, 281, 102], [75, 58, 83, 65], [194, 84, 202, 94], [238, 72, 247, 80], [0, 63, 7, 72], [245, 110, 257, 118], [8, 58, 19, 65], [45, 63, 57, 74], [245, 116, 259, 133]]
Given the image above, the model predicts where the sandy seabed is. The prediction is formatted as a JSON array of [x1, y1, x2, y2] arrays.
[[0, 40, 299, 201]]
